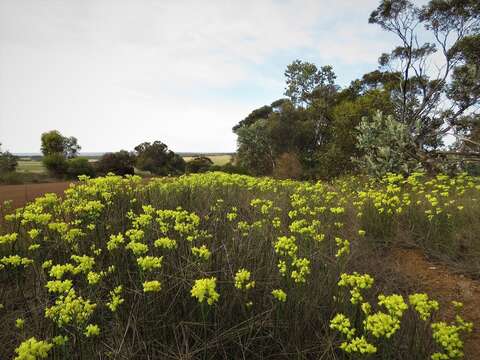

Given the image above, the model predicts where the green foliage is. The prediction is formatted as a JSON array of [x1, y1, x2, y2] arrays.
[[40, 131, 82, 178], [317, 89, 395, 178], [66, 157, 96, 179], [95, 151, 136, 176], [40, 130, 80, 159], [42, 153, 68, 178], [284, 59, 337, 106], [235, 119, 275, 176], [135, 141, 185, 175], [369, 0, 480, 165], [355, 111, 422, 177], [185, 156, 213, 173], [0, 143, 18, 174], [232, 0, 480, 179]]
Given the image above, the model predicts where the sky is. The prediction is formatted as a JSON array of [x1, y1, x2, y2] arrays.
[[0, 0, 400, 154]]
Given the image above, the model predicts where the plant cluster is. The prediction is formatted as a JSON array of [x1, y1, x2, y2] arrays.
[[0, 172, 478, 358]]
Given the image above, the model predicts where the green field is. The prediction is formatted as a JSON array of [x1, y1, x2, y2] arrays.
[[16, 160, 46, 173], [183, 154, 232, 166]]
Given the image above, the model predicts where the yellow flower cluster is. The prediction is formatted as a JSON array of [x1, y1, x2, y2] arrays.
[[154, 237, 177, 249], [191, 277, 219, 305], [431, 316, 473, 360], [45, 289, 96, 327], [137, 256, 163, 272], [84, 324, 101, 337], [106, 285, 124, 312], [340, 336, 377, 354], [143, 280, 162, 293], [335, 237, 350, 258], [14, 337, 53, 360], [363, 311, 401, 338], [338, 272, 374, 304], [1, 172, 477, 358], [330, 313, 355, 339], [271, 289, 287, 302], [0, 255, 33, 269], [409, 293, 440, 321], [45, 280, 73, 294], [191, 245, 211, 261], [0, 232, 18, 245], [234, 269, 255, 290], [107, 233, 124, 251]]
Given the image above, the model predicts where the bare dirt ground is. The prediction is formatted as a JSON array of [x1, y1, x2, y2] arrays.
[[390, 248, 480, 357], [0, 181, 72, 209]]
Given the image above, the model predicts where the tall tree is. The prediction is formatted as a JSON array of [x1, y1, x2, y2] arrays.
[[40, 130, 81, 158], [284, 60, 337, 107], [369, 0, 480, 168], [235, 119, 275, 176]]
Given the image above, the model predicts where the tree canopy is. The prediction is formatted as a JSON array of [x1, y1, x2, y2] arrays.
[[233, 0, 480, 179]]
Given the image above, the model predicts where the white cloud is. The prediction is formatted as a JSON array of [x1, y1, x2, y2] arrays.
[[0, 0, 394, 152]]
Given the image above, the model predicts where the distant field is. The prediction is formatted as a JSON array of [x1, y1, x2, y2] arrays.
[[16, 154, 233, 173], [183, 154, 232, 165], [16, 160, 45, 173]]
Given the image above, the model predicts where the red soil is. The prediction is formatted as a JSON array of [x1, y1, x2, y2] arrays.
[[0, 181, 72, 209], [390, 248, 480, 357]]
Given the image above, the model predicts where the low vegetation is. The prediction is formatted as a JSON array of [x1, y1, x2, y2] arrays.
[[0, 172, 478, 359]]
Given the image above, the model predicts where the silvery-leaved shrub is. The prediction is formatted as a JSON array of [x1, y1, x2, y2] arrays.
[[355, 110, 423, 177]]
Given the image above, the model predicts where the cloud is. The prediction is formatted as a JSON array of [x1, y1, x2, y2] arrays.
[[0, 0, 394, 152]]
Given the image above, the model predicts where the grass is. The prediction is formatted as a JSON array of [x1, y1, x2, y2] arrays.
[[0, 172, 477, 359], [16, 160, 45, 173], [183, 154, 233, 165]]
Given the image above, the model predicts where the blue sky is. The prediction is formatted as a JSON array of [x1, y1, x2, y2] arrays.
[[0, 0, 400, 153]]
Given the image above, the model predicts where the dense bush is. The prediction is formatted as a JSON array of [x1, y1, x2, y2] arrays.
[[42, 153, 69, 177], [0, 151, 17, 174], [185, 156, 213, 173], [95, 151, 136, 176], [135, 141, 185, 175], [0, 172, 477, 359], [66, 157, 96, 179], [355, 111, 423, 177], [208, 163, 249, 175]]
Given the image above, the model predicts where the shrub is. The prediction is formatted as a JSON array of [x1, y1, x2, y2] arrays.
[[95, 151, 136, 176], [0, 172, 477, 359], [355, 111, 423, 177], [209, 163, 249, 175], [186, 156, 213, 173], [42, 153, 68, 177], [0, 151, 17, 174], [135, 141, 185, 175], [67, 157, 96, 179]]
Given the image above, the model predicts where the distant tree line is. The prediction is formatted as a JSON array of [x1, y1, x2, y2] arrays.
[[38, 130, 241, 180], [234, 0, 480, 179]]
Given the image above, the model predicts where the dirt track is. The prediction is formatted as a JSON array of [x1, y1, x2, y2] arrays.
[[391, 248, 480, 357], [0, 182, 72, 209]]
